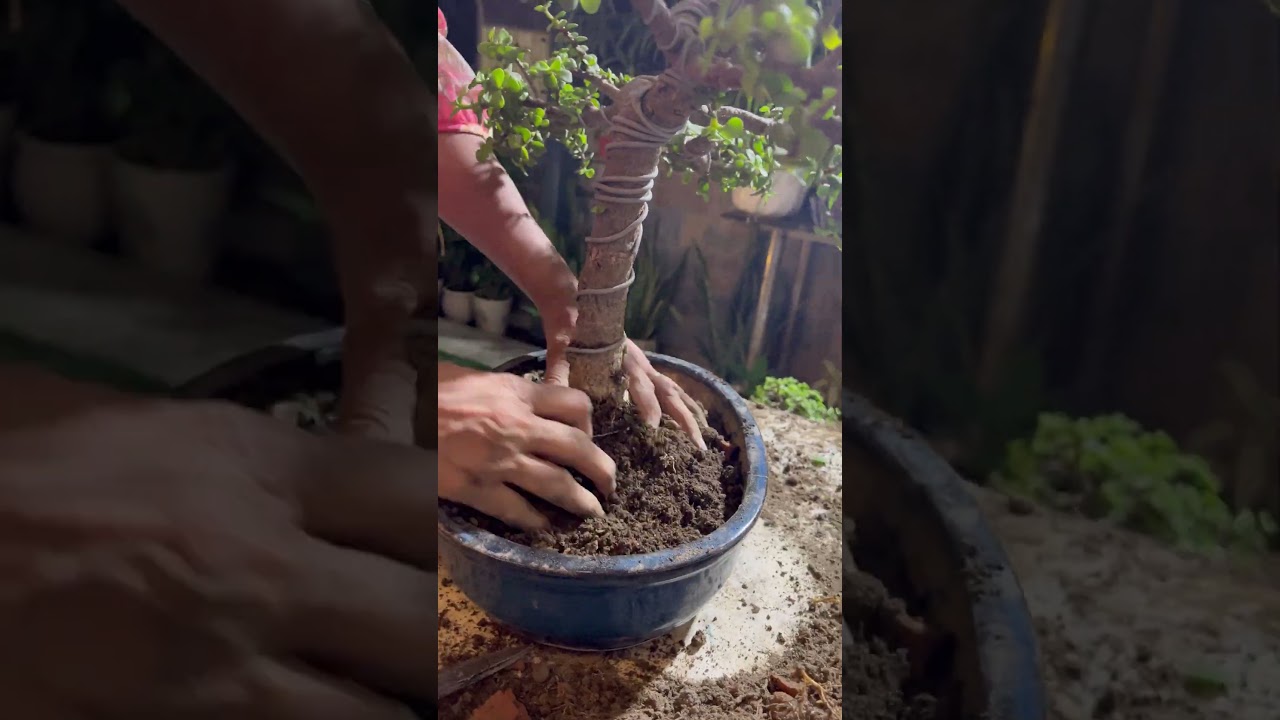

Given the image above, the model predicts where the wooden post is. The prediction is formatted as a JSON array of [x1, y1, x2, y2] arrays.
[[1075, 0, 1182, 397], [976, 0, 1090, 392]]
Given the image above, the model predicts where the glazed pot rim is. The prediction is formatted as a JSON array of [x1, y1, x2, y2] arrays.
[[437, 350, 769, 580]]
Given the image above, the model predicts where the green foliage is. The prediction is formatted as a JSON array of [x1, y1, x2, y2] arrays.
[[624, 237, 688, 341], [569, 0, 667, 76], [441, 227, 478, 291], [457, 1, 842, 226], [993, 413, 1278, 553], [751, 376, 839, 422], [474, 258, 515, 301]]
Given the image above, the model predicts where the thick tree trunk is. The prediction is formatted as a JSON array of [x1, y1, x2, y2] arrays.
[[569, 73, 697, 402]]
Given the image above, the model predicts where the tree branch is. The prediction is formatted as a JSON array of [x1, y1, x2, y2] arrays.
[[692, 105, 776, 135], [629, 0, 686, 68], [793, 46, 842, 96]]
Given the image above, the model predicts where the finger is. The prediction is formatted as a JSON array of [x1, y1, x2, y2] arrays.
[[543, 341, 571, 387], [527, 383, 593, 435], [296, 437, 438, 569], [626, 365, 662, 429], [526, 418, 617, 496], [656, 377, 707, 451], [142, 659, 415, 720], [676, 383, 708, 430], [284, 542, 436, 701], [336, 318, 418, 445], [507, 456, 605, 518], [447, 480, 549, 531]]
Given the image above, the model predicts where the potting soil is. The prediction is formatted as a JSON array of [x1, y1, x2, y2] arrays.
[[842, 520, 940, 720], [445, 399, 744, 556]]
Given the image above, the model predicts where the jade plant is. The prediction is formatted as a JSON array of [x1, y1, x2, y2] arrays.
[[455, 0, 842, 404]]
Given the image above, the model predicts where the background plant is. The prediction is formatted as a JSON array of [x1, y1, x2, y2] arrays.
[[992, 413, 1278, 553], [474, 257, 516, 301], [441, 227, 478, 292], [689, 242, 771, 394], [751, 375, 839, 422]]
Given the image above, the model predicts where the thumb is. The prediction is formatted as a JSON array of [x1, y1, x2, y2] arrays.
[[336, 316, 418, 445]]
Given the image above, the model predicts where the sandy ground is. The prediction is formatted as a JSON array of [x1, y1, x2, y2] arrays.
[[438, 404, 843, 720], [970, 486, 1280, 720]]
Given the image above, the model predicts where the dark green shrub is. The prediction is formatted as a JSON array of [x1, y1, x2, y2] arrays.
[[751, 376, 840, 423], [992, 413, 1277, 553]]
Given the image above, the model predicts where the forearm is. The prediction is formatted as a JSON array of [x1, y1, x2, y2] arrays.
[[114, 0, 434, 310], [438, 133, 574, 306], [116, 0, 430, 200]]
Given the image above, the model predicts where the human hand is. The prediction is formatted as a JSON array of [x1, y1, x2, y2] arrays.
[[438, 363, 616, 530], [0, 372, 436, 718], [621, 340, 708, 451]]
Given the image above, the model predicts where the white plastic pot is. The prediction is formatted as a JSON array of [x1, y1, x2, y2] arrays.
[[12, 132, 110, 244], [112, 158, 231, 282], [730, 169, 808, 218], [632, 338, 658, 354], [441, 288, 474, 324], [473, 295, 513, 335]]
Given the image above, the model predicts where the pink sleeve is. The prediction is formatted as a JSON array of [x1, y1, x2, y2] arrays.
[[438, 10, 489, 138]]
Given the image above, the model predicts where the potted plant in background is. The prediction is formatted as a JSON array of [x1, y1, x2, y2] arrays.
[[111, 40, 234, 282], [472, 257, 516, 336], [729, 151, 811, 218], [11, 0, 119, 245], [624, 237, 688, 354], [441, 230, 477, 324]]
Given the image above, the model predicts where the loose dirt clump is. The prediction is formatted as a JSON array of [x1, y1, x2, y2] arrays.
[[446, 399, 743, 556], [842, 523, 940, 720]]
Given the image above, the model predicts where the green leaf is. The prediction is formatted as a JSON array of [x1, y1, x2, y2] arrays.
[[699, 16, 714, 40], [491, 68, 506, 87], [579, 0, 601, 12], [821, 27, 842, 51], [556, 0, 579, 11]]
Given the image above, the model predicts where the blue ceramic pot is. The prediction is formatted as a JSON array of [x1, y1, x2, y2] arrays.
[[438, 351, 768, 650]]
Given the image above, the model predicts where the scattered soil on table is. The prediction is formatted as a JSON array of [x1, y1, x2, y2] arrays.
[[439, 404, 842, 720], [446, 399, 743, 556], [968, 484, 1280, 720]]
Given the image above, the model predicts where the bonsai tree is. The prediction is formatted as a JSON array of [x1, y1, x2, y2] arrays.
[[456, 0, 842, 406]]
